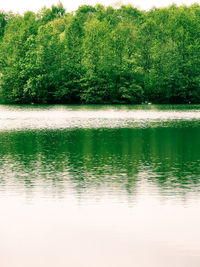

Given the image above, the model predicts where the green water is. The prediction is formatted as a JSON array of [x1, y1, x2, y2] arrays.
[[0, 105, 200, 267]]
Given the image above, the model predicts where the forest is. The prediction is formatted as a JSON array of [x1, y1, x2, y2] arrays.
[[0, 2, 200, 104]]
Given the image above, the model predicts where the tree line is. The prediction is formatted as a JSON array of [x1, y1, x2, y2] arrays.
[[0, 2, 200, 104]]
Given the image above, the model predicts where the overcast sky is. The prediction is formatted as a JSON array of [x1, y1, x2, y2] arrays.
[[1, 0, 199, 13]]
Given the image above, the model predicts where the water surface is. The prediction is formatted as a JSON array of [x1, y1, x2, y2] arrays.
[[0, 104, 200, 267]]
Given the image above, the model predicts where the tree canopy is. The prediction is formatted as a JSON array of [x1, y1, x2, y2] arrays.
[[0, 3, 200, 104]]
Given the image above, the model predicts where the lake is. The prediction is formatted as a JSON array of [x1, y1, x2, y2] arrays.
[[0, 104, 200, 267]]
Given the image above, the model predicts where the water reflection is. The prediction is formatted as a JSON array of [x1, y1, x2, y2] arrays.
[[1, 104, 200, 130], [1, 105, 200, 267], [0, 126, 199, 200]]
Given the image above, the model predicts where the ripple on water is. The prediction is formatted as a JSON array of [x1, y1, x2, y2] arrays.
[[0, 105, 200, 130]]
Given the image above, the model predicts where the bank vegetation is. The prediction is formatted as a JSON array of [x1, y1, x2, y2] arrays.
[[0, 2, 200, 104]]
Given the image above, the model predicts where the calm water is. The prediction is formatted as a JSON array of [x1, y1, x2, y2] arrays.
[[0, 104, 200, 267]]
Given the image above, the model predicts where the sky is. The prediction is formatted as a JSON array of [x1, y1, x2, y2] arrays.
[[0, 0, 199, 13]]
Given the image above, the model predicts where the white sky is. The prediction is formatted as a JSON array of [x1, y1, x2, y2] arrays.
[[0, 0, 199, 13]]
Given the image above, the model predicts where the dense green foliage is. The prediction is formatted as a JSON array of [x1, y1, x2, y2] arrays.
[[0, 3, 200, 104]]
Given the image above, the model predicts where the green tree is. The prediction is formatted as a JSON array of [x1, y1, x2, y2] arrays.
[[0, 3, 200, 104], [81, 18, 114, 103], [0, 12, 38, 103], [22, 18, 67, 103]]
